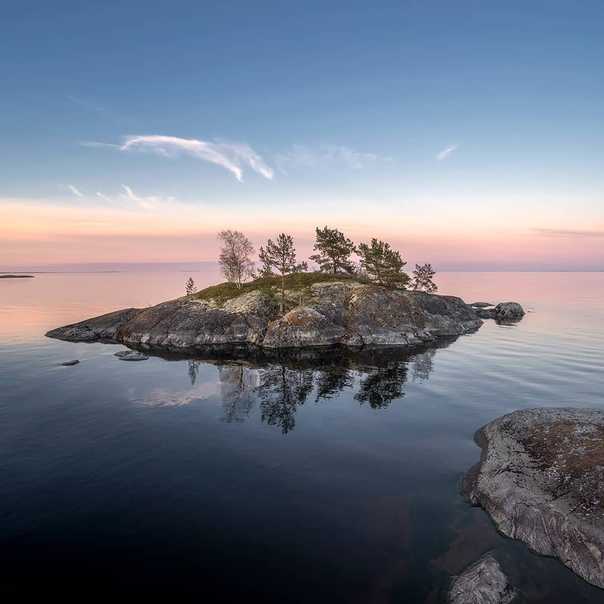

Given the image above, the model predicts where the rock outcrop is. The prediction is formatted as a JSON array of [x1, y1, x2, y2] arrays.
[[463, 407, 604, 589], [472, 302, 525, 322], [48, 307, 142, 342], [448, 554, 517, 604], [46, 281, 482, 353]]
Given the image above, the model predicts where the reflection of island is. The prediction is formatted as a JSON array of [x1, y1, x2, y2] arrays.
[[198, 343, 450, 433]]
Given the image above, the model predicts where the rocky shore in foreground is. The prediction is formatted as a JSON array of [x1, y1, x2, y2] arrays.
[[463, 407, 604, 589], [46, 275, 524, 353]]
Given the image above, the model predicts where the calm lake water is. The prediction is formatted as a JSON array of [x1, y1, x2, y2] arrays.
[[1, 271, 604, 602]]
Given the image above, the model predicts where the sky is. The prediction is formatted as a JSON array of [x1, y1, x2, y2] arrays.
[[1, 0, 603, 271]]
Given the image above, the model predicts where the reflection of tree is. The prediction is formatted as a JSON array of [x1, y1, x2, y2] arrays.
[[314, 366, 353, 402], [198, 343, 441, 432], [411, 349, 435, 383], [218, 365, 257, 423], [188, 360, 200, 385], [256, 366, 314, 434], [355, 362, 408, 408]]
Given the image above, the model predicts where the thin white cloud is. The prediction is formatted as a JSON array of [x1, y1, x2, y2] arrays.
[[533, 228, 604, 238], [274, 144, 384, 173], [92, 185, 175, 210], [81, 141, 120, 149], [436, 144, 459, 161], [119, 135, 274, 182], [67, 184, 84, 198], [121, 184, 175, 210]]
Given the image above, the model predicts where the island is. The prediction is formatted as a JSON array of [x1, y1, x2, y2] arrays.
[[46, 272, 524, 354], [0, 274, 34, 279]]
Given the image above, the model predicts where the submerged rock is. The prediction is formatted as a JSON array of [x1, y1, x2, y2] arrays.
[[46, 281, 483, 353], [449, 553, 516, 604], [60, 359, 80, 366], [114, 350, 149, 361], [463, 407, 604, 588], [470, 302, 495, 309]]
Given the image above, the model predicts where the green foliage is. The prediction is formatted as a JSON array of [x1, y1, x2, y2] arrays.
[[258, 234, 298, 277], [356, 238, 409, 288], [193, 271, 351, 307], [258, 233, 304, 312], [411, 263, 438, 293], [185, 277, 197, 296], [309, 226, 356, 274]]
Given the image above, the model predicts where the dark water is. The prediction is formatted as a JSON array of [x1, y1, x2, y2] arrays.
[[1, 272, 604, 602]]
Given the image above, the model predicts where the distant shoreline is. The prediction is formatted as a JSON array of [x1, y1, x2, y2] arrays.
[[0, 274, 34, 279]]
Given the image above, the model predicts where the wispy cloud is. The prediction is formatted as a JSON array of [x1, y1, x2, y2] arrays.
[[436, 144, 459, 161], [96, 192, 113, 203], [92, 185, 176, 210], [67, 184, 84, 198], [533, 228, 604, 238], [81, 141, 120, 150], [118, 135, 274, 182], [120, 184, 174, 210], [274, 144, 384, 174]]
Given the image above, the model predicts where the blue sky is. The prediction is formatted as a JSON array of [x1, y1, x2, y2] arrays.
[[1, 1, 603, 269]]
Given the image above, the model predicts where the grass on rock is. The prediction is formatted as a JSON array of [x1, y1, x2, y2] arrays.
[[192, 271, 356, 305]]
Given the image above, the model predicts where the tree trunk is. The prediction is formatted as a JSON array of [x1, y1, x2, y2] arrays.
[[280, 274, 285, 314]]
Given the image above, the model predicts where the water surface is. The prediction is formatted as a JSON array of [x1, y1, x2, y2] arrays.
[[1, 271, 604, 602]]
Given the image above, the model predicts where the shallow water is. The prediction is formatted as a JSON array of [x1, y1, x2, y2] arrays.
[[1, 271, 604, 602]]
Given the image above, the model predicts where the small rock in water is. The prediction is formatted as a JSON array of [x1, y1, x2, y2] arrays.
[[494, 302, 525, 322], [114, 350, 149, 361], [449, 554, 516, 604], [60, 359, 80, 366], [473, 302, 525, 322]]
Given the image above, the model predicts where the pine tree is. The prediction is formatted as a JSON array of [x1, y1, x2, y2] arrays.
[[356, 238, 409, 288], [185, 277, 197, 296], [309, 226, 356, 274], [258, 233, 300, 312], [412, 263, 437, 293]]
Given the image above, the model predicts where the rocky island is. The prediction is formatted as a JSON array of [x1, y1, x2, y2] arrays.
[[46, 272, 523, 354], [463, 407, 604, 589]]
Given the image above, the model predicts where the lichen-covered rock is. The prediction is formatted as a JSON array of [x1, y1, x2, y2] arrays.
[[46, 281, 483, 352], [449, 554, 516, 604], [263, 306, 347, 348], [46, 308, 142, 342], [463, 407, 604, 588], [222, 290, 279, 319], [116, 299, 268, 349]]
